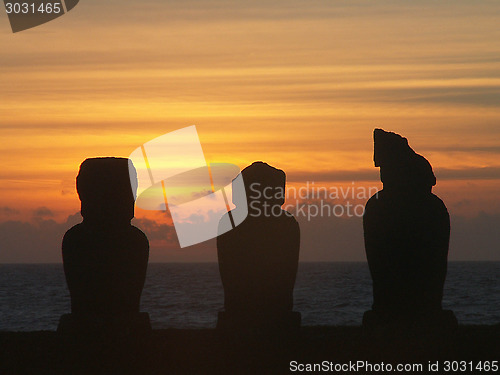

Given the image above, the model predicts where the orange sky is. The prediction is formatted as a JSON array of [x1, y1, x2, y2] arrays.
[[1, 0, 500, 261]]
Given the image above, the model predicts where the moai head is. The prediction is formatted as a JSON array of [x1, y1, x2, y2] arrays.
[[232, 161, 286, 214], [76, 157, 138, 225], [374, 129, 436, 192]]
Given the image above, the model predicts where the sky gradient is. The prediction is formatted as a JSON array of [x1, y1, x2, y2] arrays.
[[1, 0, 500, 262]]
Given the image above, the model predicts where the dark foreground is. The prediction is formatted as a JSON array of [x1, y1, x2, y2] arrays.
[[0, 326, 498, 374]]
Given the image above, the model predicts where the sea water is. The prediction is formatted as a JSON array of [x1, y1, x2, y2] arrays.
[[0, 262, 498, 331]]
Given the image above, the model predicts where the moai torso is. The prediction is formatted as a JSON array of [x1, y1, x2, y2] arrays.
[[364, 189, 450, 314]]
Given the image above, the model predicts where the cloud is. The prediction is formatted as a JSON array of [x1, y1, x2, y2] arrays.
[[294, 210, 500, 262], [450, 212, 500, 261], [0, 213, 81, 263], [33, 206, 55, 219], [0, 206, 20, 215], [132, 217, 176, 242], [402, 87, 500, 108], [288, 170, 379, 183], [288, 167, 500, 183], [436, 167, 500, 181], [297, 215, 366, 262], [132, 216, 217, 262], [0, 212, 210, 263], [0, 209, 498, 262]]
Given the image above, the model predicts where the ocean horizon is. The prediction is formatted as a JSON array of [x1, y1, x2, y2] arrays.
[[1, 261, 499, 331]]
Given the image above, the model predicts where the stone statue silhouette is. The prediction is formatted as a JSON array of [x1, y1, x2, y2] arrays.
[[58, 157, 151, 336], [217, 162, 301, 335], [363, 129, 456, 332]]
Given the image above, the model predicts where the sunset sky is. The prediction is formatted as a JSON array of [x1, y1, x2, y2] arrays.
[[1, 0, 499, 262]]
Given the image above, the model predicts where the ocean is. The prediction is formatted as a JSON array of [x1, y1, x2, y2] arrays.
[[0, 262, 498, 331]]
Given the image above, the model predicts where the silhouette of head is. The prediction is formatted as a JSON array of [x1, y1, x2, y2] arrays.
[[77, 157, 138, 224], [373, 129, 436, 191], [232, 161, 285, 211]]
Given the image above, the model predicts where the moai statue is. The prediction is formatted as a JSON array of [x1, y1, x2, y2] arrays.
[[217, 162, 301, 336], [363, 129, 457, 333], [58, 157, 150, 337]]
